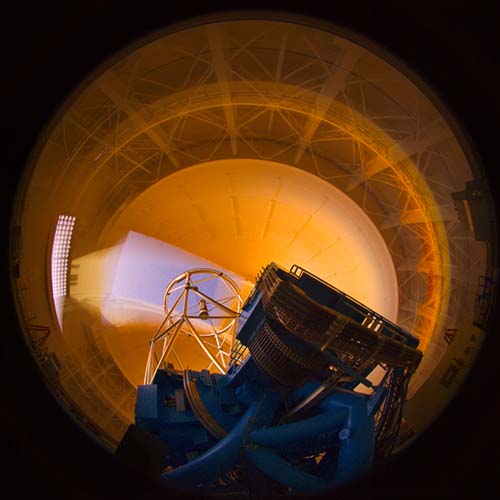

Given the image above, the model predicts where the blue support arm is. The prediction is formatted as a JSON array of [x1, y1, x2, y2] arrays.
[[246, 446, 332, 492], [249, 407, 348, 448], [163, 400, 260, 486], [320, 390, 375, 486], [245, 392, 374, 493]]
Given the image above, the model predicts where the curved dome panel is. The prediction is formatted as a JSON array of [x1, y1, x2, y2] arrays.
[[104, 159, 399, 317]]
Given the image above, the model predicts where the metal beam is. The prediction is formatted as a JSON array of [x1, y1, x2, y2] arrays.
[[380, 205, 457, 229], [346, 118, 452, 191], [207, 26, 238, 155], [97, 71, 180, 168], [397, 258, 458, 275], [185, 317, 225, 374], [294, 46, 363, 164], [267, 33, 288, 134]]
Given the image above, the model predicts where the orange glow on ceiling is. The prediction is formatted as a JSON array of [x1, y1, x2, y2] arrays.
[[101, 159, 401, 322]]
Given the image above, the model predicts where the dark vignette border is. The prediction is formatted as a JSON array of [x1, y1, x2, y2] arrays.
[[2, 2, 499, 499]]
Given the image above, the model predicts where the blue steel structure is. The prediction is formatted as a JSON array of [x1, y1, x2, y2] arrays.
[[131, 263, 422, 497]]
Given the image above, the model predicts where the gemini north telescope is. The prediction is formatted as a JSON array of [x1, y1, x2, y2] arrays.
[[9, 11, 497, 500], [116, 262, 422, 496]]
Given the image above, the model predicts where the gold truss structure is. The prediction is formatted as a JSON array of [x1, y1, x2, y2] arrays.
[[144, 268, 243, 383]]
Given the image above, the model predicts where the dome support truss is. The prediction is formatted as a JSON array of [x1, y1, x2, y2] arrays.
[[45, 23, 472, 375], [64, 91, 453, 357]]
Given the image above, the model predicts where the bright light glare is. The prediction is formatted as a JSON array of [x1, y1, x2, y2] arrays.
[[51, 215, 76, 298]]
